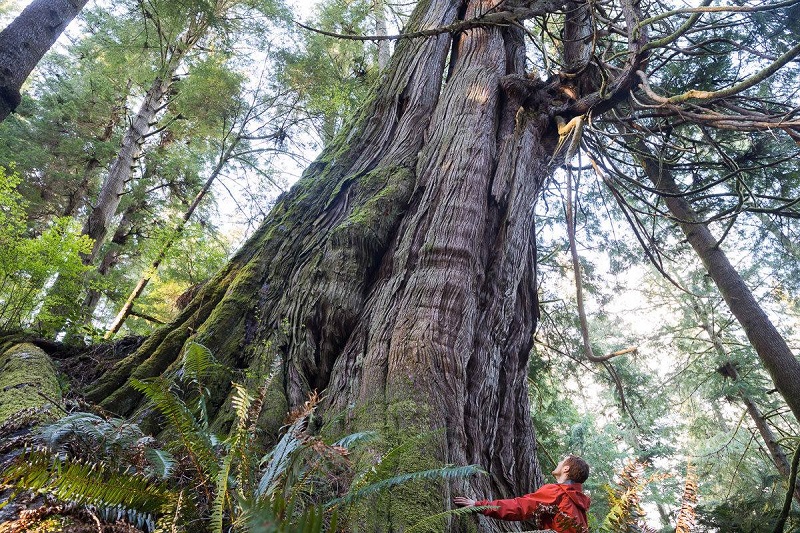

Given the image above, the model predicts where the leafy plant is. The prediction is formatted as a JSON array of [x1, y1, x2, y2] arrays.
[[39, 411, 175, 479], [2, 447, 175, 531], [601, 459, 660, 533], [0, 165, 93, 334], [2, 341, 487, 532]]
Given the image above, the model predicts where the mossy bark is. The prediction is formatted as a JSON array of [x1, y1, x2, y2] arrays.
[[0, 342, 62, 425], [80, 1, 628, 530]]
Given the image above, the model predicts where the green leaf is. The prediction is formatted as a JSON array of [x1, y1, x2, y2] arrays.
[[326, 464, 486, 508]]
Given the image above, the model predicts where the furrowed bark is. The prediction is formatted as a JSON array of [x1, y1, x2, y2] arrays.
[[0, 0, 89, 123], [88, 0, 462, 415], [87, 0, 653, 530]]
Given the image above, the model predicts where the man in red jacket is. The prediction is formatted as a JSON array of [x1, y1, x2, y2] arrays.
[[453, 455, 591, 533]]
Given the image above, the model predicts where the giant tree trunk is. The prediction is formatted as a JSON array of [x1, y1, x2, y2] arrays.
[[0, 0, 89, 123], [86, 0, 646, 530]]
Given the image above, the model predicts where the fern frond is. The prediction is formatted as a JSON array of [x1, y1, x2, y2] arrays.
[[256, 396, 320, 500], [230, 383, 254, 434], [406, 505, 496, 533], [211, 453, 235, 533], [96, 504, 157, 531], [326, 464, 486, 508], [675, 461, 698, 533], [180, 341, 225, 381], [3, 448, 172, 516], [153, 489, 197, 533], [332, 431, 378, 449], [144, 449, 176, 479], [293, 503, 326, 533], [601, 459, 655, 533], [39, 412, 145, 453], [130, 377, 218, 477], [256, 414, 309, 499]]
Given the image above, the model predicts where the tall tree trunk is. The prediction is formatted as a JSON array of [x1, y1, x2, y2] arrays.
[[104, 140, 237, 337], [631, 137, 800, 423], [374, 0, 391, 69], [80, 76, 171, 264], [80, 11, 208, 265], [0, 0, 89, 123], [703, 322, 800, 505], [64, 83, 131, 218], [86, 1, 648, 529], [82, 201, 143, 317]]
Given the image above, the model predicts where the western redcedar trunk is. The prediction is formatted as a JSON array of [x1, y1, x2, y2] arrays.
[[86, 0, 646, 529]]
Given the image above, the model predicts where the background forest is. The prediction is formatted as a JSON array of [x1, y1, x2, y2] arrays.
[[0, 0, 799, 531]]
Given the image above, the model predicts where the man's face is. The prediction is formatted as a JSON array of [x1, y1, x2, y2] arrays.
[[552, 457, 571, 481]]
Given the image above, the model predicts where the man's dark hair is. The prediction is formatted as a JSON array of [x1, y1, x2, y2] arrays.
[[564, 455, 590, 483]]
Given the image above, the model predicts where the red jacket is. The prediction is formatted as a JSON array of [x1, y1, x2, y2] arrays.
[[476, 483, 590, 533]]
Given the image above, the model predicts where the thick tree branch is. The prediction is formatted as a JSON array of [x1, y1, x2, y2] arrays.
[[636, 39, 800, 104], [639, 0, 800, 29]]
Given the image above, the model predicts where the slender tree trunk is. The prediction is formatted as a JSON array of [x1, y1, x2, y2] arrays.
[[104, 140, 237, 338], [701, 321, 800, 505], [0, 0, 89, 123], [740, 396, 800, 504], [631, 137, 800, 422], [64, 84, 131, 218], [374, 0, 391, 69], [80, 76, 171, 264], [83, 202, 143, 317], [80, 13, 208, 265]]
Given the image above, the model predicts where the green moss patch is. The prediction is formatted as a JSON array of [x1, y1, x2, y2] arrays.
[[0, 343, 62, 424]]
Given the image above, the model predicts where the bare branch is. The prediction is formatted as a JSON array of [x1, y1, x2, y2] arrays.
[[637, 38, 800, 105], [293, 4, 557, 42]]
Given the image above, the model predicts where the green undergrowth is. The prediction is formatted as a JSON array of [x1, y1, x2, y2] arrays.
[[2, 342, 487, 532]]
